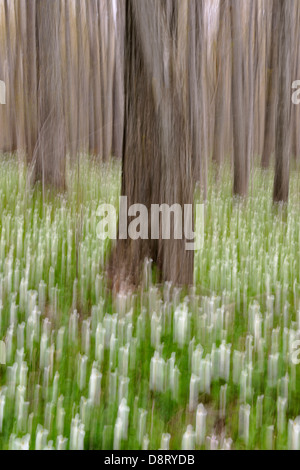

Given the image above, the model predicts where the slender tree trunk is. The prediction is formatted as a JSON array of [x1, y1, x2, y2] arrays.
[[64, 0, 77, 161], [112, 2, 125, 160], [103, 0, 115, 160], [24, 0, 38, 167], [76, 0, 86, 153], [4, 0, 17, 152], [230, 0, 248, 196], [14, 0, 26, 157], [199, 0, 208, 198], [212, 0, 229, 169], [261, 1, 278, 169], [188, 0, 201, 183], [87, 0, 103, 158], [291, 1, 300, 163], [273, 0, 292, 203], [246, 0, 256, 184]]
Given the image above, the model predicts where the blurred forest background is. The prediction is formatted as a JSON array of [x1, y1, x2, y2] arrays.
[[0, 0, 299, 195]]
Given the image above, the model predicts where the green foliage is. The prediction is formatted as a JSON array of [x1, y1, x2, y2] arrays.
[[0, 157, 299, 450]]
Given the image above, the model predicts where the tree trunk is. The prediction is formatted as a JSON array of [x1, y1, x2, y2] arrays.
[[112, 3, 125, 160], [212, 0, 229, 170], [87, 0, 103, 158], [34, 0, 66, 191], [291, 1, 300, 163], [64, 0, 78, 161], [273, 0, 291, 204], [230, 0, 248, 197], [261, 1, 278, 169], [4, 0, 17, 152], [109, 0, 195, 290]]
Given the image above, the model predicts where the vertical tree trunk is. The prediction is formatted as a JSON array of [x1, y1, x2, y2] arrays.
[[76, 0, 87, 154], [34, 0, 66, 190], [246, 0, 256, 186], [14, 0, 26, 157], [87, 0, 103, 158], [103, 0, 116, 160], [112, 2, 125, 160], [64, 0, 77, 161], [199, 0, 208, 198], [4, 0, 17, 152], [291, 1, 300, 163], [109, 0, 195, 289], [188, 0, 201, 183], [230, 0, 248, 196], [261, 1, 278, 169], [273, 0, 292, 204], [212, 0, 229, 170], [25, 0, 38, 165]]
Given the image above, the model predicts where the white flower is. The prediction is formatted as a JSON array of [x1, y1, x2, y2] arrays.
[[196, 404, 207, 447], [113, 418, 123, 450], [239, 404, 251, 445], [11, 434, 31, 450], [56, 436, 68, 450], [182, 425, 195, 451], [117, 398, 130, 440], [88, 367, 102, 406], [150, 352, 166, 393], [160, 433, 171, 450]]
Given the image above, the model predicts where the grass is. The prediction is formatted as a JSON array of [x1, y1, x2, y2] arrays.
[[0, 155, 299, 450]]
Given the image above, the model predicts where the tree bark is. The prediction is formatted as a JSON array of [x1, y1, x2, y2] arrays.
[[34, 0, 66, 191], [109, 0, 195, 289], [212, 0, 230, 170], [261, 1, 279, 169], [273, 0, 292, 203], [230, 0, 248, 197]]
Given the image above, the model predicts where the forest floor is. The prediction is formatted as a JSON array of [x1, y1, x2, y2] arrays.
[[0, 155, 299, 450]]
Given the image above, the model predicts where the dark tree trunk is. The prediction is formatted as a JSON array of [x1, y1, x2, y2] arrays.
[[261, 1, 279, 169], [230, 0, 248, 197], [109, 0, 195, 290]]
